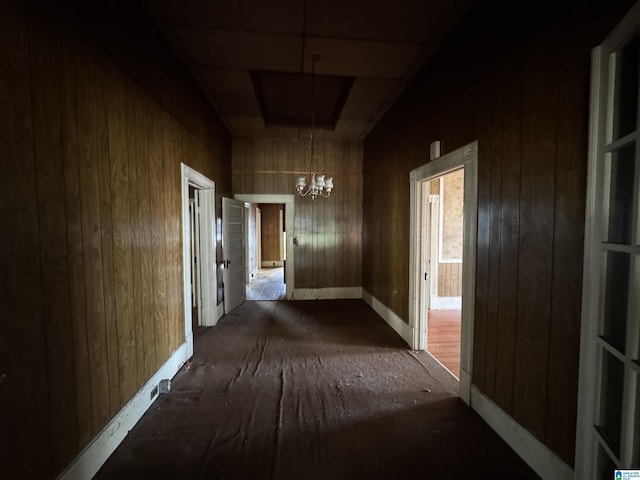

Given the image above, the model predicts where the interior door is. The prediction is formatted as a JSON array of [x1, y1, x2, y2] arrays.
[[577, 6, 640, 476], [189, 194, 201, 328], [222, 197, 246, 313], [198, 189, 218, 325]]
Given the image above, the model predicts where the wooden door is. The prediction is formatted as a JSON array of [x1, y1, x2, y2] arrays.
[[222, 197, 246, 314]]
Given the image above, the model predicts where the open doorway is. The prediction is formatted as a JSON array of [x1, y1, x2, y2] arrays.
[[181, 164, 221, 358], [234, 194, 295, 299], [246, 202, 286, 300], [409, 142, 477, 404], [426, 169, 464, 377]]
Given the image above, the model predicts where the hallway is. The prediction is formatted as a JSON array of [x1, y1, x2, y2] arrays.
[[246, 267, 286, 301], [95, 300, 538, 480]]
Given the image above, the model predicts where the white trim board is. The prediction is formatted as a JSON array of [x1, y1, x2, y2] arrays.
[[57, 344, 189, 480], [293, 287, 362, 300], [430, 295, 462, 310], [470, 386, 573, 480], [262, 261, 284, 267], [362, 289, 413, 347]]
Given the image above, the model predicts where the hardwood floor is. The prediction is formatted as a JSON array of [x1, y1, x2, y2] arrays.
[[428, 309, 461, 378]]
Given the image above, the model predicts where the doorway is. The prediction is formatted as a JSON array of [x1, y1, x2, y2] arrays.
[[246, 202, 286, 300], [425, 169, 464, 378], [409, 141, 478, 404], [234, 194, 295, 299], [181, 164, 220, 358]]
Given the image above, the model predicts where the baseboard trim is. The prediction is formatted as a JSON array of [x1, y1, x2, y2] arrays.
[[57, 343, 189, 480], [362, 289, 413, 347], [261, 261, 284, 267], [292, 287, 362, 300], [470, 386, 573, 480], [430, 295, 462, 310]]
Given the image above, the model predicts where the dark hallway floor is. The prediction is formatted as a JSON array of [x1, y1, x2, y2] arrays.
[[94, 300, 539, 480]]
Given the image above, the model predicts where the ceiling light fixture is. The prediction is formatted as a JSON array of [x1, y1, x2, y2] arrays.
[[295, 53, 334, 199]]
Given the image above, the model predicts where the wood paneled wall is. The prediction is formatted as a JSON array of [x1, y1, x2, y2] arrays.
[[0, 2, 231, 478], [362, 0, 633, 465], [260, 204, 283, 263], [233, 138, 363, 288], [438, 263, 462, 297]]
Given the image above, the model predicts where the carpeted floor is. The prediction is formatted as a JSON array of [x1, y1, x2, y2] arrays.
[[94, 300, 540, 480]]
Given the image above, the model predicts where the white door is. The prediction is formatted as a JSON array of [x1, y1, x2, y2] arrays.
[[222, 197, 246, 313], [198, 189, 218, 325], [576, 3, 640, 476]]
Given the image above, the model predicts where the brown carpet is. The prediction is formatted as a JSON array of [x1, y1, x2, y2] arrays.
[[94, 299, 540, 480]]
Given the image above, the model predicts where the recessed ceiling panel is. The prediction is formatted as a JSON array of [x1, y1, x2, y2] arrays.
[[153, 0, 474, 139], [251, 71, 354, 129]]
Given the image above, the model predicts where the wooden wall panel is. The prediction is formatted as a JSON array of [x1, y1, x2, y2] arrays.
[[2, 2, 232, 476], [125, 91, 144, 391], [28, 10, 78, 472], [362, 0, 633, 465], [148, 110, 170, 363], [494, 61, 522, 413], [512, 36, 558, 439], [59, 24, 93, 451], [232, 138, 363, 289], [260, 204, 282, 262], [76, 40, 114, 433], [471, 77, 493, 392], [437, 263, 462, 297], [129, 83, 158, 384], [544, 30, 590, 463], [0, 1, 51, 478], [106, 63, 138, 408], [162, 113, 184, 355]]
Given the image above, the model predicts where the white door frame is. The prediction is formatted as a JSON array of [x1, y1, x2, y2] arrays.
[[409, 141, 478, 404], [181, 164, 221, 357], [235, 194, 295, 299]]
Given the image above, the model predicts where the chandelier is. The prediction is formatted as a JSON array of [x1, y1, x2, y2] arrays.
[[295, 53, 334, 199]]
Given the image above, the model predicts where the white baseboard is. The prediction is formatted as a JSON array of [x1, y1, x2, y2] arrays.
[[362, 289, 413, 347], [57, 343, 189, 480], [261, 261, 284, 267], [430, 295, 462, 310], [293, 287, 362, 300], [470, 386, 573, 480]]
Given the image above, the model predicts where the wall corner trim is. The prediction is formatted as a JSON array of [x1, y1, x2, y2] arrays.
[[362, 289, 413, 347], [57, 344, 189, 480], [470, 386, 574, 480]]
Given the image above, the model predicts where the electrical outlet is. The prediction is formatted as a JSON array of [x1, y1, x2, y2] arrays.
[[150, 385, 158, 400]]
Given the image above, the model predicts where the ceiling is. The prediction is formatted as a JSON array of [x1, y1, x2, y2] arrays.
[[148, 0, 474, 140]]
